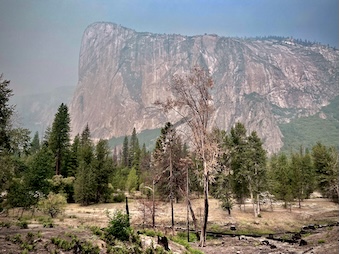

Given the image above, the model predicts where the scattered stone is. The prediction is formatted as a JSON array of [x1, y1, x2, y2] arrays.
[[308, 224, 316, 230], [292, 233, 301, 240], [157, 236, 170, 251], [261, 240, 270, 245], [238, 235, 247, 240], [300, 239, 308, 246]]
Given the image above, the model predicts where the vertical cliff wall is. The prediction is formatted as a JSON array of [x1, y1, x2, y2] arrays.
[[69, 22, 339, 153]]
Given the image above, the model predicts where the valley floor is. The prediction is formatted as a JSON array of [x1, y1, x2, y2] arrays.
[[0, 197, 338, 253]]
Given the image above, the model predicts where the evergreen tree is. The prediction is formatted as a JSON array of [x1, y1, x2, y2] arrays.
[[289, 147, 315, 207], [139, 143, 151, 190], [224, 124, 267, 216], [301, 149, 315, 197], [126, 167, 138, 193], [128, 128, 141, 188], [74, 125, 96, 205], [268, 153, 293, 209], [30, 131, 40, 154], [153, 122, 187, 229], [228, 122, 249, 207], [68, 134, 80, 177], [80, 124, 93, 165], [129, 128, 140, 167], [0, 74, 14, 153], [122, 136, 129, 167], [74, 159, 96, 205], [42, 126, 51, 146], [312, 143, 339, 201], [9, 127, 31, 157], [49, 103, 71, 176], [153, 122, 186, 201], [25, 143, 54, 195], [93, 139, 113, 202], [246, 131, 267, 216]]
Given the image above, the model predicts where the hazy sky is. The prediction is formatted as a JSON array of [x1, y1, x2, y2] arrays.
[[0, 0, 338, 96]]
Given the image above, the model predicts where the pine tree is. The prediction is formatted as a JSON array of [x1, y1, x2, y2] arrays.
[[246, 131, 267, 217], [68, 134, 80, 177], [30, 131, 40, 154], [269, 153, 293, 209], [9, 127, 31, 157], [49, 103, 71, 176], [93, 139, 112, 202], [0, 74, 14, 153], [312, 143, 339, 201], [74, 125, 96, 205], [74, 160, 96, 205], [26, 143, 54, 195], [139, 143, 151, 189], [128, 128, 141, 188], [228, 122, 249, 208], [122, 136, 129, 167], [80, 124, 93, 165], [153, 123, 186, 200]]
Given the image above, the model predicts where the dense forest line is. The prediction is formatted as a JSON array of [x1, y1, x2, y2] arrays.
[[1, 72, 338, 244]]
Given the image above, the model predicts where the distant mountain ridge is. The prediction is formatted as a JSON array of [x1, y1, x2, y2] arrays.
[[67, 22, 339, 154], [12, 86, 75, 135]]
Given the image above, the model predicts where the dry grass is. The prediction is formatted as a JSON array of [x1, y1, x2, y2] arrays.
[[1, 197, 338, 253], [61, 197, 338, 234]]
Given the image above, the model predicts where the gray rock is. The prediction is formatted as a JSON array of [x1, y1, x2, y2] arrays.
[[69, 22, 339, 153]]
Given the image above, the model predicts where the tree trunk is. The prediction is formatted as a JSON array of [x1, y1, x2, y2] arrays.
[[125, 197, 130, 226], [256, 193, 260, 216], [298, 198, 301, 209], [250, 189, 257, 217], [180, 188, 200, 241], [56, 153, 60, 175], [152, 180, 155, 228], [186, 166, 190, 242], [199, 171, 209, 247], [170, 149, 174, 232]]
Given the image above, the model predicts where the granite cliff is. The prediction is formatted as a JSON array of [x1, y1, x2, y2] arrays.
[[69, 22, 339, 153]]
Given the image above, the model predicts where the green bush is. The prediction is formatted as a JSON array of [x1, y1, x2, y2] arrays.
[[38, 216, 54, 228], [0, 221, 11, 228], [89, 226, 105, 238], [112, 192, 126, 203], [106, 210, 131, 242], [17, 220, 28, 229], [38, 192, 67, 218]]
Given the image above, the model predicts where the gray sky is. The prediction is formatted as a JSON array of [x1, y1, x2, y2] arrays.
[[0, 0, 338, 96]]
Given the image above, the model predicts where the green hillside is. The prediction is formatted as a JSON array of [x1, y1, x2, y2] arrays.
[[279, 96, 339, 153]]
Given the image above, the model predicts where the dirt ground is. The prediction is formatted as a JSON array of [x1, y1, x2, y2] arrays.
[[0, 197, 338, 253]]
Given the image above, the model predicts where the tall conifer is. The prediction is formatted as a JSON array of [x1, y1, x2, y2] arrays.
[[49, 103, 71, 175]]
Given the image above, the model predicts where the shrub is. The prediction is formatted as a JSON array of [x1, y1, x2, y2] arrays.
[[0, 221, 11, 228], [112, 192, 126, 203], [17, 220, 28, 229], [38, 192, 67, 218], [106, 210, 131, 242], [89, 226, 104, 238]]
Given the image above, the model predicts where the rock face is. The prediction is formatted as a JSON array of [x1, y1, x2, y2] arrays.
[[69, 22, 339, 153]]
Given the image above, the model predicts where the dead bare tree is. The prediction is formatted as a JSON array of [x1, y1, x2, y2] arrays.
[[155, 66, 216, 247]]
